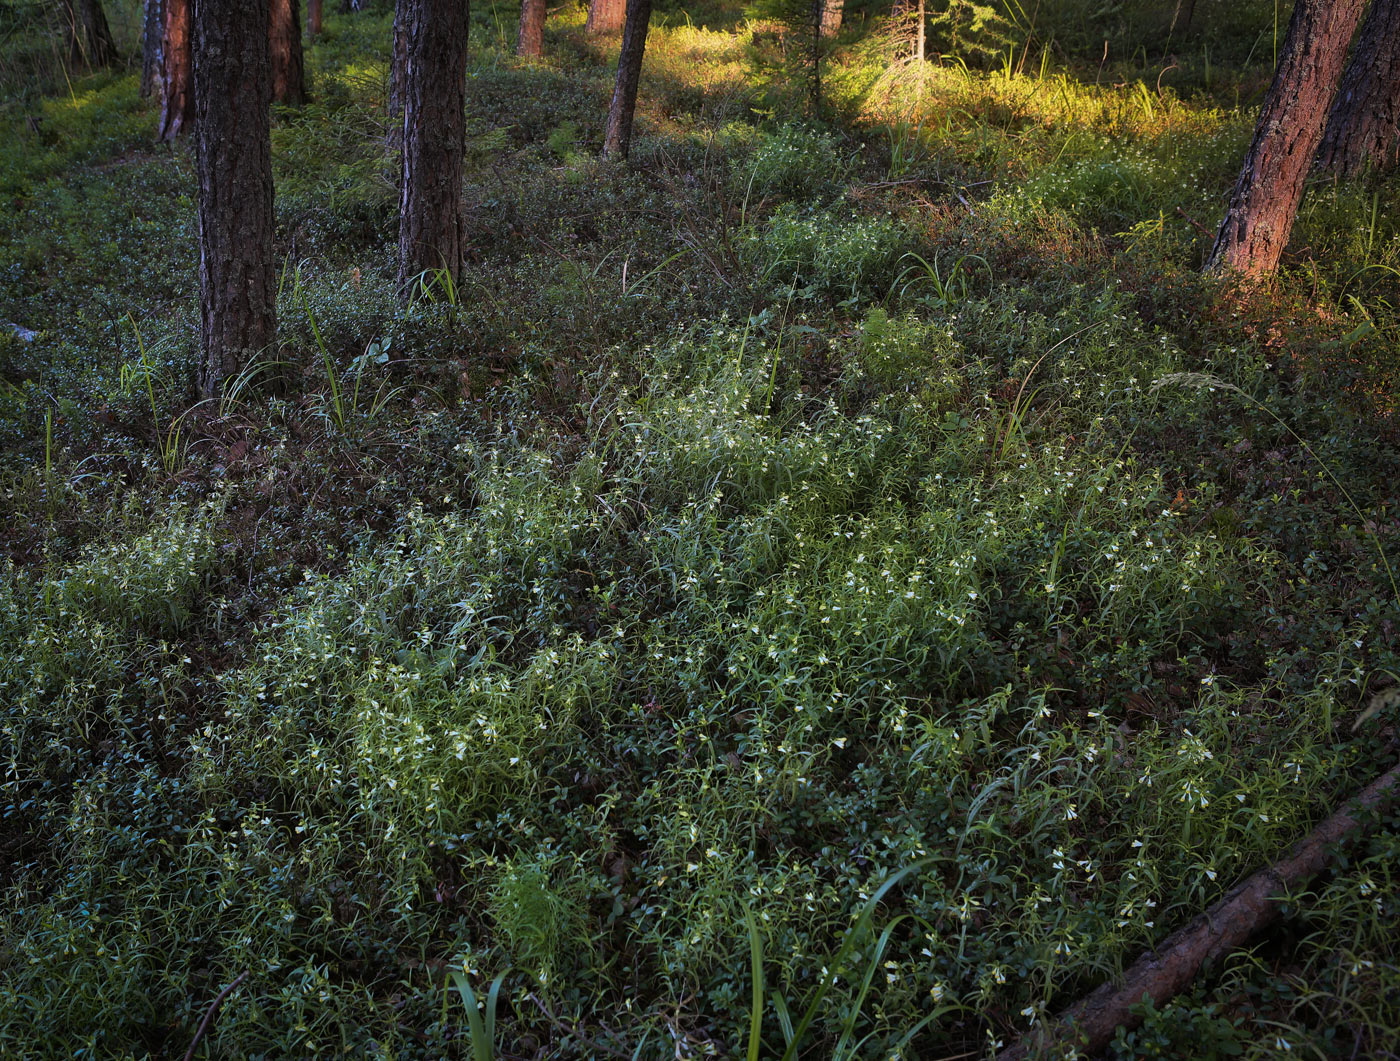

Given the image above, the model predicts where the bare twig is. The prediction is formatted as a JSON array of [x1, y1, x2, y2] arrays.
[[183, 970, 249, 1061], [997, 759, 1400, 1061]]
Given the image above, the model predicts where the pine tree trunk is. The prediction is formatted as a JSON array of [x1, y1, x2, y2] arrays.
[[270, 0, 308, 106], [157, 0, 194, 141], [1317, 0, 1400, 178], [397, 0, 470, 293], [1205, 0, 1368, 279], [517, 0, 545, 58], [817, 0, 842, 39], [602, 0, 651, 160], [586, 0, 625, 36], [387, 1, 408, 153], [307, 0, 322, 37], [140, 0, 163, 97], [194, 0, 277, 400], [916, 0, 925, 63], [62, 0, 121, 68]]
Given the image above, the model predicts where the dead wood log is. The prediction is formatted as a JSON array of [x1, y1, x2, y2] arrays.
[[997, 758, 1400, 1061]]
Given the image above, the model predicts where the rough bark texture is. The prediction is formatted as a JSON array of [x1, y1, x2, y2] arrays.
[[586, 0, 625, 35], [194, 0, 277, 400], [270, 0, 308, 106], [141, 0, 163, 97], [386, 1, 408, 154], [997, 758, 1400, 1061], [397, 0, 470, 292], [1205, 0, 1368, 278], [63, 0, 121, 68], [1317, 0, 1400, 178], [817, 0, 842, 38], [517, 0, 545, 58], [307, 0, 322, 37], [602, 0, 651, 160], [157, 0, 194, 141]]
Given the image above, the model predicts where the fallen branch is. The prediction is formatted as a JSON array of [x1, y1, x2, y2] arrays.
[[997, 759, 1400, 1061], [183, 970, 249, 1061]]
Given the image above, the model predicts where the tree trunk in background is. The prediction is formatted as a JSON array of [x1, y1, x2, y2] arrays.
[[157, 0, 193, 141], [916, 0, 924, 62], [270, 0, 308, 106], [1317, 0, 1400, 178], [194, 0, 277, 400], [517, 0, 545, 58], [602, 0, 651, 159], [397, 0, 470, 292], [140, 0, 163, 97], [817, 0, 842, 38], [308, 0, 322, 37], [586, 0, 624, 36], [62, 0, 121, 68], [1205, 0, 1368, 279]]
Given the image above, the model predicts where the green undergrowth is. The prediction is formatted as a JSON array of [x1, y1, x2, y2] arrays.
[[2, 3, 1400, 1059]]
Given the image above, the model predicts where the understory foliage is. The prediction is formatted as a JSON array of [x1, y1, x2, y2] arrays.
[[1, 2, 1399, 1059]]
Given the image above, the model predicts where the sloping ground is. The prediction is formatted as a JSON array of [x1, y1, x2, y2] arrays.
[[1, 7, 1398, 1059]]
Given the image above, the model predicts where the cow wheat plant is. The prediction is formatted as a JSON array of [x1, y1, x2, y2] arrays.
[[0, 2, 1398, 1059]]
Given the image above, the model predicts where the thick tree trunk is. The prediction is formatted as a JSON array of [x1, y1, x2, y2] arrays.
[[62, 0, 121, 68], [1205, 0, 1368, 279], [1317, 0, 1400, 178], [307, 0, 322, 37], [517, 0, 545, 58], [602, 0, 651, 160], [585, 0, 624, 36], [397, 0, 470, 293], [817, 0, 842, 39], [194, 0, 277, 400], [157, 0, 193, 141], [387, 1, 408, 153], [140, 0, 163, 97], [270, 0, 308, 106]]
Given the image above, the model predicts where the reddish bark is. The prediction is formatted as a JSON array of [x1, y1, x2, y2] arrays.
[[307, 0, 322, 37], [517, 0, 545, 58], [602, 0, 652, 160], [997, 758, 1400, 1061], [817, 0, 842, 39], [1317, 0, 1400, 177], [397, 0, 471, 292], [194, 0, 277, 399], [1206, 0, 1368, 278], [270, 0, 308, 106], [157, 0, 194, 141], [586, 0, 624, 36]]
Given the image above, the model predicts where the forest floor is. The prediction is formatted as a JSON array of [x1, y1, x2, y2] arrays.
[[1, 4, 1399, 1059]]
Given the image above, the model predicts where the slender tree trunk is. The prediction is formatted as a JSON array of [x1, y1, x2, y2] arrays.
[[397, 0, 470, 293], [61, 0, 121, 68], [157, 0, 193, 141], [270, 0, 308, 106], [141, 0, 163, 97], [307, 0, 322, 37], [817, 0, 842, 39], [194, 0, 277, 400], [602, 0, 651, 160], [916, 0, 924, 63], [585, 0, 625, 36], [517, 0, 545, 58], [1317, 0, 1400, 178], [1205, 0, 1368, 279]]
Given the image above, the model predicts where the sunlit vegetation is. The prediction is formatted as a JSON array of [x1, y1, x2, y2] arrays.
[[1, 1, 1398, 1058]]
